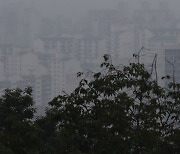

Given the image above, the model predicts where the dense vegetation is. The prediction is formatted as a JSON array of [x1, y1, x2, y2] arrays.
[[0, 55, 179, 154]]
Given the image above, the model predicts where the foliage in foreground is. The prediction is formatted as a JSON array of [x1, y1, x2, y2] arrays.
[[0, 55, 180, 154], [46, 55, 180, 154], [0, 87, 42, 154]]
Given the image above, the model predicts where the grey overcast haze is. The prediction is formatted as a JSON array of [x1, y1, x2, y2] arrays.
[[1, 0, 180, 18], [1, 0, 180, 110], [0, 1, 180, 153]]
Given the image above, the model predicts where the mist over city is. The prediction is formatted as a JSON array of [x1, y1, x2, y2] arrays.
[[0, 0, 180, 153], [0, 0, 179, 107]]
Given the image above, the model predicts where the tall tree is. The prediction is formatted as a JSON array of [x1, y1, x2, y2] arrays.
[[46, 55, 180, 153], [0, 87, 40, 154]]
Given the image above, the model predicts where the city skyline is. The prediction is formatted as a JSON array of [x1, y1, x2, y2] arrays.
[[0, 0, 180, 110]]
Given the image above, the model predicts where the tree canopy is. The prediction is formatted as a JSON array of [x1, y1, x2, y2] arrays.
[[46, 55, 180, 153], [0, 87, 41, 154], [0, 55, 179, 154]]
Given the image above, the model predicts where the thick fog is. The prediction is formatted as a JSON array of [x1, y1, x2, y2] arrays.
[[1, 0, 180, 18], [0, 0, 180, 111]]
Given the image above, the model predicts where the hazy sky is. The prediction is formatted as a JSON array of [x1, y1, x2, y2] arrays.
[[1, 0, 180, 19]]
